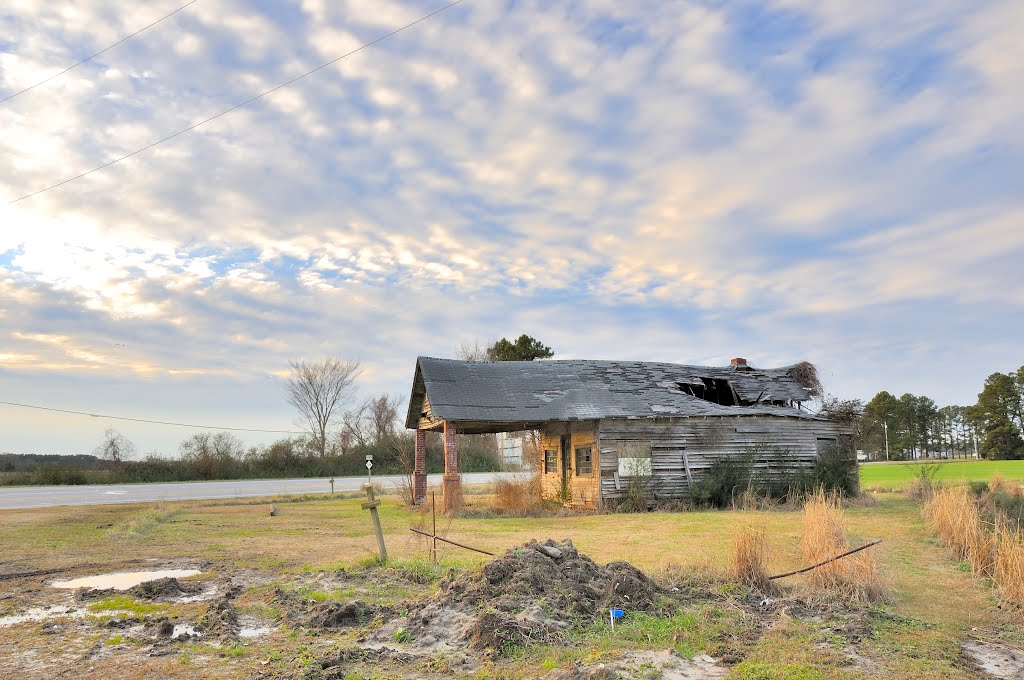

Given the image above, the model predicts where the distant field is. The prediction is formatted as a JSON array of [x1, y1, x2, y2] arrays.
[[860, 459, 1024, 489]]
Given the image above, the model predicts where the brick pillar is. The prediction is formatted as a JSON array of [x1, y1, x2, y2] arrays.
[[442, 421, 462, 514], [413, 430, 427, 505]]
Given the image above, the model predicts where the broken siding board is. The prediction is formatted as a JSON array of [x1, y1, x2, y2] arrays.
[[597, 416, 848, 501], [417, 394, 444, 429]]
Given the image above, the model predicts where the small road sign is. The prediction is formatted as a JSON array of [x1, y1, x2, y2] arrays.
[[365, 460, 373, 469]]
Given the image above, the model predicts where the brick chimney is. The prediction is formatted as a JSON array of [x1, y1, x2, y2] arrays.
[[730, 357, 748, 367]]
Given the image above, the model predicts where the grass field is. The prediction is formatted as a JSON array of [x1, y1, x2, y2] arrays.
[[860, 459, 1024, 490], [1, 483, 1023, 678]]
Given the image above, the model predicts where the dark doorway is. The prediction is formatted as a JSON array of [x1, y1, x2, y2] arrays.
[[560, 434, 571, 487]]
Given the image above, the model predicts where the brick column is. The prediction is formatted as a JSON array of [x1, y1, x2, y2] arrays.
[[413, 430, 427, 505], [442, 421, 462, 513]]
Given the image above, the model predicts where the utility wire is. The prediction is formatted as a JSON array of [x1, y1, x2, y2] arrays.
[[0, 400, 303, 434], [8, 0, 468, 204], [0, 0, 200, 106]]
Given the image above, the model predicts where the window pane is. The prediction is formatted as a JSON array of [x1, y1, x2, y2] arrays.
[[544, 449, 557, 474], [617, 441, 652, 476], [575, 446, 592, 475]]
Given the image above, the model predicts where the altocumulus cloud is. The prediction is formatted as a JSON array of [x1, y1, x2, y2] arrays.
[[0, 0, 1022, 454]]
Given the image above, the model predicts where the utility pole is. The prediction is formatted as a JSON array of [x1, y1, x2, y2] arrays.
[[884, 421, 890, 462]]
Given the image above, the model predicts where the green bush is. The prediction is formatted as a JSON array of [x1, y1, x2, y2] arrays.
[[690, 443, 857, 509], [690, 454, 754, 508], [813, 439, 858, 496], [989, 491, 1024, 524], [969, 480, 990, 496]]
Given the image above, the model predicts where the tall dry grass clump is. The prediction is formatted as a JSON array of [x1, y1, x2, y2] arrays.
[[923, 487, 993, 576], [993, 520, 1024, 606], [493, 474, 543, 514], [801, 488, 883, 602], [732, 523, 770, 591]]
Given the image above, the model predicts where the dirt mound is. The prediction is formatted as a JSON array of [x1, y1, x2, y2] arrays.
[[198, 585, 241, 638], [441, 538, 660, 620], [388, 539, 662, 656], [143, 618, 175, 639], [130, 577, 199, 600], [308, 600, 387, 628], [75, 577, 200, 602]]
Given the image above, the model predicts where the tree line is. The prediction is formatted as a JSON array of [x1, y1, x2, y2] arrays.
[[831, 364, 1024, 460], [0, 334, 552, 486], [0, 427, 502, 487]]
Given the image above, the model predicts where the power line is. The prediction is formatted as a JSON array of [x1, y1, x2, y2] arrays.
[[0, 400, 303, 434], [8, 0, 468, 204], [1, 0, 200, 106]]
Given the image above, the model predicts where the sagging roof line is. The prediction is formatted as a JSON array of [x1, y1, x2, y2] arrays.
[[405, 357, 824, 431]]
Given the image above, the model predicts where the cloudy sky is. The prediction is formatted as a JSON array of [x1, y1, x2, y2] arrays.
[[1, 0, 1022, 456]]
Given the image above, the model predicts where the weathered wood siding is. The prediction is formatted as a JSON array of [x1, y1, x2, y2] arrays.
[[598, 416, 849, 502], [539, 422, 601, 509]]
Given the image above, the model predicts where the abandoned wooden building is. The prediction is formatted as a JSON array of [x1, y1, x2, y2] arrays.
[[404, 356, 851, 509]]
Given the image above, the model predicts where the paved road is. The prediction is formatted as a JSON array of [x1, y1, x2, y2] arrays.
[[0, 472, 523, 510]]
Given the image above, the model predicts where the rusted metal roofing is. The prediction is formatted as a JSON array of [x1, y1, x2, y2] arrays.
[[404, 357, 824, 430]]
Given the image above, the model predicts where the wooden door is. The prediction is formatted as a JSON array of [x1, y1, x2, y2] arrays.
[[560, 434, 571, 486]]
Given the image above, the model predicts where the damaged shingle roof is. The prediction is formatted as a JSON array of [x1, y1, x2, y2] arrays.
[[405, 357, 824, 429]]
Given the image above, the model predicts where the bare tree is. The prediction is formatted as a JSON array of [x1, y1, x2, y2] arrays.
[[456, 338, 491, 361], [337, 393, 404, 452], [366, 393, 403, 444], [95, 427, 136, 466], [286, 357, 361, 459]]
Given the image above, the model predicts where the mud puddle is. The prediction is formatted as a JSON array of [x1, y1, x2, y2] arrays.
[[50, 569, 201, 590], [238, 615, 274, 638], [0, 605, 87, 627], [171, 623, 200, 640], [963, 639, 1024, 678]]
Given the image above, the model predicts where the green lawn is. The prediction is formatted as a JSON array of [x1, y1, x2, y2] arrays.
[[860, 458, 1024, 490]]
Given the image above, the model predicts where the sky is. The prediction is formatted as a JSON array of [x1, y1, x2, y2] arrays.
[[1, 0, 1022, 456]]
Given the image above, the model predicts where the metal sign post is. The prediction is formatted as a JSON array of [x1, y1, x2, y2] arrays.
[[366, 454, 373, 486]]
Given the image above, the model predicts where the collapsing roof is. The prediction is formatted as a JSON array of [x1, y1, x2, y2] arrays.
[[405, 357, 825, 433]]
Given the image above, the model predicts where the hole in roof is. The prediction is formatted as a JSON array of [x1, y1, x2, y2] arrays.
[[677, 378, 738, 406]]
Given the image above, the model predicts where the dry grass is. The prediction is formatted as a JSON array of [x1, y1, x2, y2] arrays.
[[800, 489, 883, 602], [924, 486, 1024, 607], [994, 519, 1024, 606], [990, 472, 1009, 494], [923, 486, 993, 576], [732, 486, 774, 512], [493, 474, 543, 514], [731, 523, 770, 591]]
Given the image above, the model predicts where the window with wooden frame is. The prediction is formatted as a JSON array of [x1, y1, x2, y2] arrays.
[[617, 440, 652, 477], [575, 446, 593, 476], [544, 449, 557, 474]]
